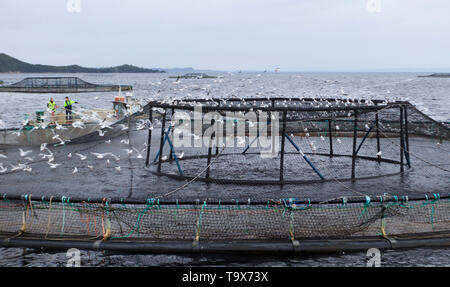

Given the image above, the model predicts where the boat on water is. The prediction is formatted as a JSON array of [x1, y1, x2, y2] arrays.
[[0, 93, 143, 146], [0, 77, 132, 93], [168, 73, 218, 79]]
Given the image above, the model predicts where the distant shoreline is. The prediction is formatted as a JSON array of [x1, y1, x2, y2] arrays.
[[0, 53, 165, 74]]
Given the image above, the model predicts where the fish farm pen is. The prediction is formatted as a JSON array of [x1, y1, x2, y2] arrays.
[[0, 77, 132, 93], [0, 97, 449, 255]]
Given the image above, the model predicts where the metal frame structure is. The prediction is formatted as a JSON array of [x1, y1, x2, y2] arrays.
[[143, 97, 412, 185]]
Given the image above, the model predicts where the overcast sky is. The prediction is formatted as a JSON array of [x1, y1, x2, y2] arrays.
[[0, 0, 449, 71]]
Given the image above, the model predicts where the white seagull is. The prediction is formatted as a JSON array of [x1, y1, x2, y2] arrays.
[[91, 152, 111, 159], [19, 149, 32, 157], [75, 153, 87, 160], [47, 162, 61, 169]]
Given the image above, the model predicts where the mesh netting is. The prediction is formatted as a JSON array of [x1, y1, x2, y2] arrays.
[[1, 196, 449, 241], [0, 77, 131, 93], [8, 77, 97, 88]]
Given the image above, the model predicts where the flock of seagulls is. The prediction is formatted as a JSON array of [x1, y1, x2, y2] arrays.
[[0, 74, 414, 179], [0, 121, 150, 174]]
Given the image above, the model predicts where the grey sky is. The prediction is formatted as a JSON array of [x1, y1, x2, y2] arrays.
[[0, 0, 449, 71]]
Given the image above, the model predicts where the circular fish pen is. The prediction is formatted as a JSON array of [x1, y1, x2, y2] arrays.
[[145, 97, 421, 185], [0, 97, 449, 255]]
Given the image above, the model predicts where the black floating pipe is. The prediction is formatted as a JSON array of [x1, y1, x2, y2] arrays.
[[206, 119, 215, 179], [215, 117, 219, 155], [2, 193, 449, 206], [3, 233, 450, 255], [280, 111, 287, 183], [404, 105, 411, 168], [351, 110, 358, 181], [169, 108, 175, 160], [145, 108, 153, 167], [157, 110, 167, 173]]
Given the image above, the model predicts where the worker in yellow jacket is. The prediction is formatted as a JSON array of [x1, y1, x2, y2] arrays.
[[64, 96, 79, 122], [47, 98, 57, 124]]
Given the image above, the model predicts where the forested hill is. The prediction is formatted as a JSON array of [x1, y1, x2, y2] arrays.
[[0, 53, 165, 73]]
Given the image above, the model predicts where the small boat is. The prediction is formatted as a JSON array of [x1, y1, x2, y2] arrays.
[[168, 73, 218, 79], [0, 77, 132, 93], [0, 93, 143, 146]]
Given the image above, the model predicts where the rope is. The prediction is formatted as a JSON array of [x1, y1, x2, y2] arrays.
[[377, 121, 450, 173], [422, 193, 441, 231], [102, 198, 111, 241], [289, 211, 295, 241], [19, 196, 27, 236], [153, 145, 226, 199], [359, 196, 371, 222], [110, 199, 154, 239], [194, 201, 207, 242], [45, 196, 54, 239]]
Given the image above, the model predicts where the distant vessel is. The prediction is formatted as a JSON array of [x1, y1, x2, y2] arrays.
[[168, 73, 218, 79], [0, 77, 132, 93]]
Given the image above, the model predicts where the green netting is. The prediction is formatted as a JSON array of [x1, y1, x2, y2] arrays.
[[1, 196, 449, 242]]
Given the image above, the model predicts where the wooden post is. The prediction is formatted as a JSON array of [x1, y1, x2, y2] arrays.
[[145, 108, 153, 167]]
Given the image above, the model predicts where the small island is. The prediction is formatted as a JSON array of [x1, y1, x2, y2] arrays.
[[418, 73, 450, 78], [0, 53, 165, 74], [168, 73, 218, 79]]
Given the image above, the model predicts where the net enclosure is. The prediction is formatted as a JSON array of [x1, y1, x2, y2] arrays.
[[0, 97, 449, 255], [0, 77, 132, 93], [144, 97, 448, 185]]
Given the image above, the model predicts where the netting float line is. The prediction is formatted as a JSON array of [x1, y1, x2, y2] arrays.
[[1, 193, 450, 254]]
